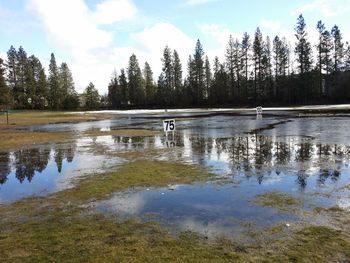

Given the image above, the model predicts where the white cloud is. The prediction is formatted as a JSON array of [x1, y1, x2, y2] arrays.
[[30, 0, 112, 52], [93, 0, 137, 25], [28, 0, 137, 93], [27, 0, 197, 94], [128, 22, 194, 76], [291, 0, 347, 18], [183, 0, 219, 6], [0, 52, 6, 60], [199, 24, 242, 62], [102, 191, 146, 215], [261, 19, 281, 32]]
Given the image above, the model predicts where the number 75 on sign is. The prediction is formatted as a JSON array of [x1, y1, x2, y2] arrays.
[[163, 119, 176, 132]]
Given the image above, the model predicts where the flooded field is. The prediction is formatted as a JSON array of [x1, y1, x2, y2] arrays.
[[1, 111, 350, 261]]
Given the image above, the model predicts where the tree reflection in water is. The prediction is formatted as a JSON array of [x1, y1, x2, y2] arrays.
[[1, 133, 350, 190], [0, 141, 77, 185]]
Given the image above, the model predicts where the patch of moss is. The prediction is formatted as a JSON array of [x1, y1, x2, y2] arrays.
[[254, 191, 301, 210]]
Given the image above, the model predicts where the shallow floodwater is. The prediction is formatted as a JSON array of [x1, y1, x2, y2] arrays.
[[1, 114, 350, 237]]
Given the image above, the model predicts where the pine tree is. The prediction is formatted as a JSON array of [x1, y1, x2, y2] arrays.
[[331, 25, 344, 72], [295, 15, 312, 75], [143, 62, 155, 107], [322, 30, 334, 75], [59, 63, 78, 109], [119, 69, 128, 106], [161, 46, 174, 105], [186, 55, 195, 105], [211, 57, 228, 105], [26, 55, 40, 108], [241, 32, 251, 100], [0, 58, 12, 107], [295, 15, 313, 101], [173, 50, 183, 104], [15, 46, 28, 108], [226, 35, 236, 101], [48, 53, 60, 109], [127, 54, 144, 107], [262, 36, 273, 98], [6, 46, 18, 101], [253, 27, 263, 100], [233, 38, 243, 100], [84, 82, 100, 110], [37, 68, 48, 109], [345, 42, 350, 71], [192, 39, 205, 105], [108, 70, 119, 108], [273, 36, 289, 98], [204, 56, 211, 101]]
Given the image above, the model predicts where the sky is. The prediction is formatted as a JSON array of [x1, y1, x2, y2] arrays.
[[1, 0, 350, 94]]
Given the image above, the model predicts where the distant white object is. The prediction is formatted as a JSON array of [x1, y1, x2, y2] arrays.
[[256, 106, 263, 115], [163, 119, 175, 132], [286, 223, 290, 227], [27, 98, 32, 104]]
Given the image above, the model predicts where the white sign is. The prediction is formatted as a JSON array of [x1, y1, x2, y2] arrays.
[[256, 106, 263, 115], [163, 119, 175, 132]]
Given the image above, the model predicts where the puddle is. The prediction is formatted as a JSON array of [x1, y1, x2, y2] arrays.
[[1, 114, 350, 238], [0, 139, 120, 203]]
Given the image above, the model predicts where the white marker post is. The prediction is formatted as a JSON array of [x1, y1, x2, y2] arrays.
[[163, 119, 175, 139]]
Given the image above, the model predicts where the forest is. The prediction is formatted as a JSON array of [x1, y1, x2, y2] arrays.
[[1, 14, 350, 110]]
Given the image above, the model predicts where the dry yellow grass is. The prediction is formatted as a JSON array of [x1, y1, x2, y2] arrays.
[[0, 130, 73, 151], [0, 111, 115, 127]]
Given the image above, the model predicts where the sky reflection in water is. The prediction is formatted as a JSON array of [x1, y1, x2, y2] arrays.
[[1, 115, 350, 237]]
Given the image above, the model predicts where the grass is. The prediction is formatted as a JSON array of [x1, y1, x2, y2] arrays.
[[0, 128, 159, 151], [267, 225, 350, 262], [0, 110, 114, 127], [62, 160, 214, 203], [253, 191, 302, 213], [0, 161, 349, 262], [0, 130, 73, 151]]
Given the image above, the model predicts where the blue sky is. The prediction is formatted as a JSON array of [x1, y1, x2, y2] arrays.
[[1, 0, 349, 93]]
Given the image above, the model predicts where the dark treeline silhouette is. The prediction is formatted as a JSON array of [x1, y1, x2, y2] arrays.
[[1, 15, 350, 110], [108, 15, 350, 109]]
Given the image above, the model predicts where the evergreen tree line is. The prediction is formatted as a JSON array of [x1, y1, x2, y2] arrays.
[[108, 15, 350, 109], [0, 46, 103, 110], [2, 15, 350, 111], [0, 46, 82, 110]]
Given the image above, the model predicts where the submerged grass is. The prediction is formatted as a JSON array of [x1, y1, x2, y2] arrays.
[[254, 191, 301, 211], [63, 160, 213, 203]]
